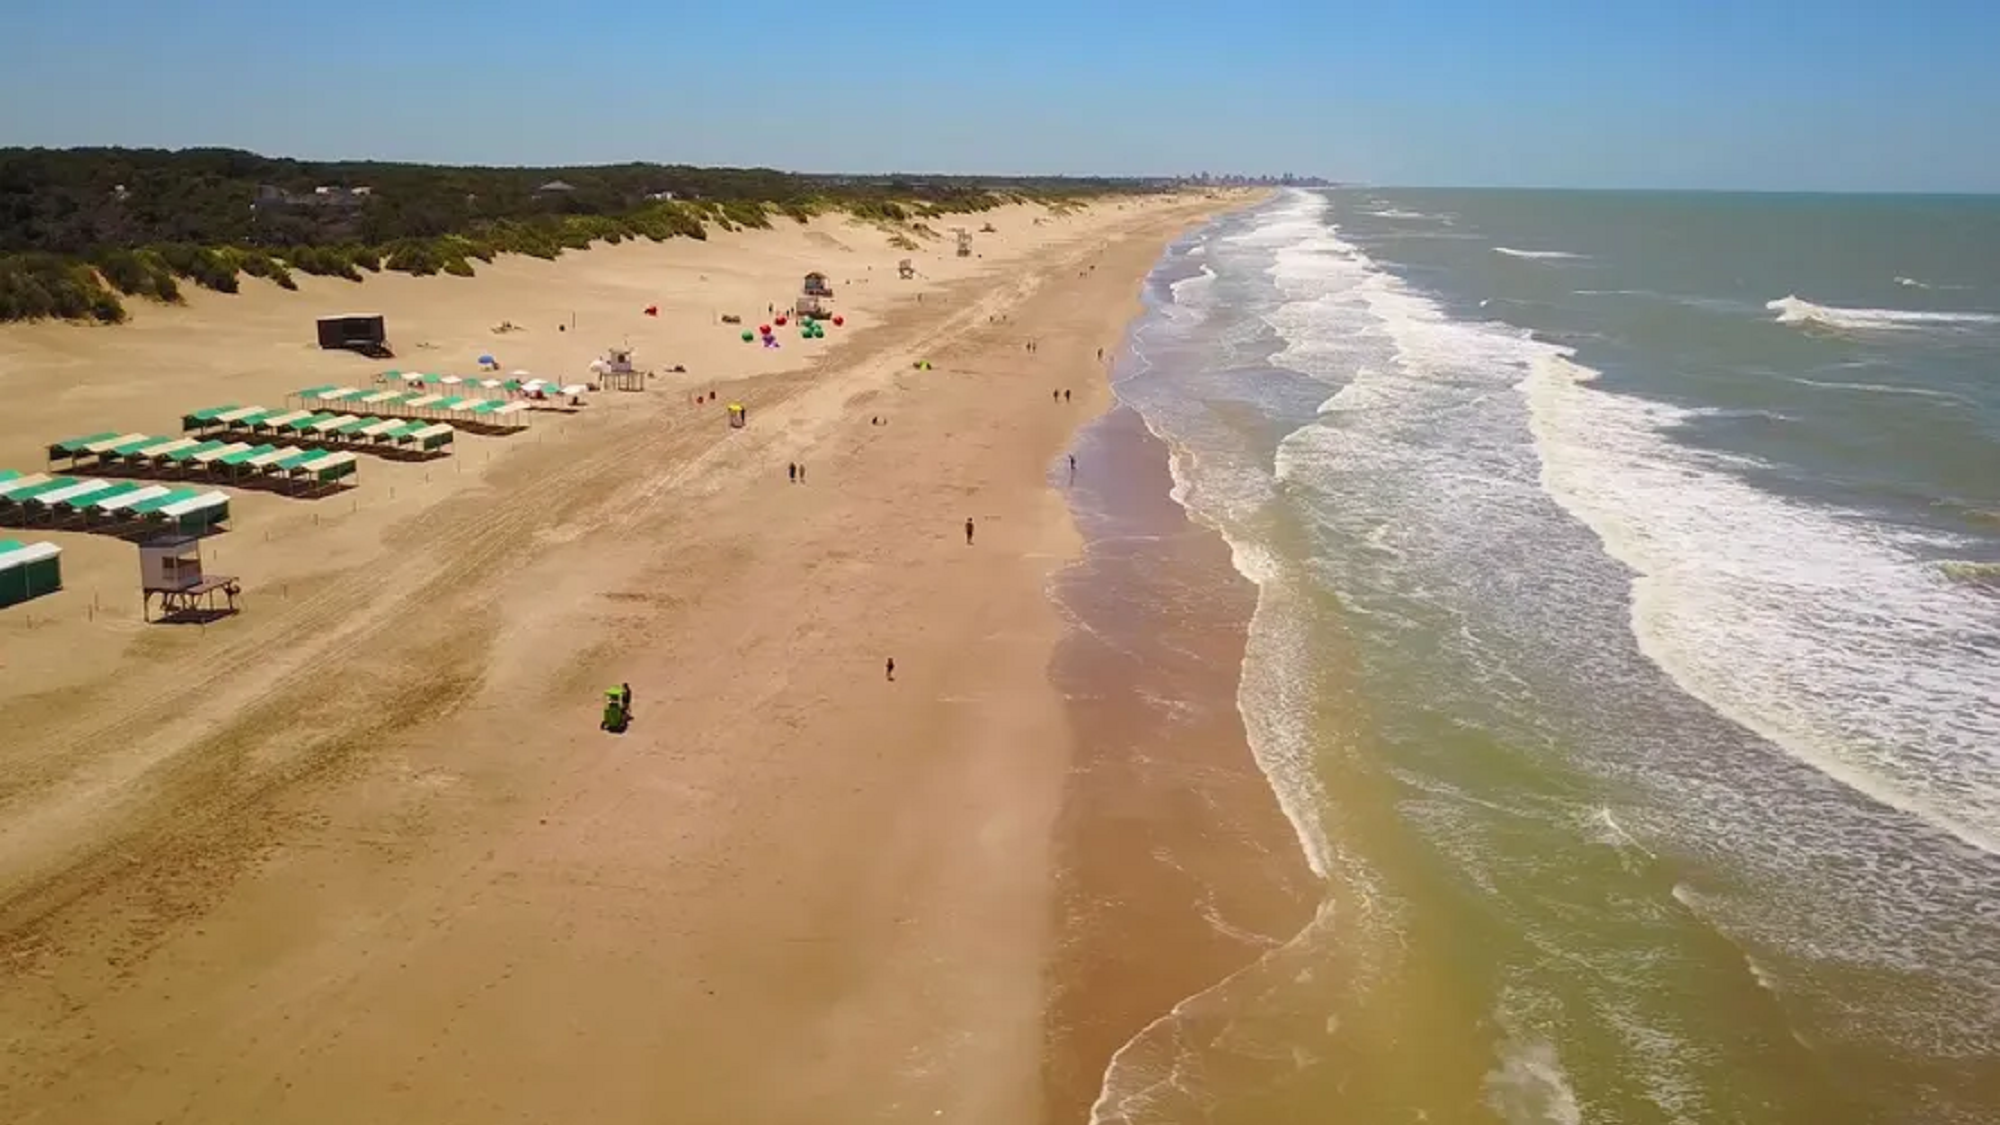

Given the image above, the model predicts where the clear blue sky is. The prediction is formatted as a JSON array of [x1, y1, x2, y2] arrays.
[[2, 0, 1996, 191]]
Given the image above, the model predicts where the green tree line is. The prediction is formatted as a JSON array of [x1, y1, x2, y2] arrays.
[[0, 147, 1147, 323]]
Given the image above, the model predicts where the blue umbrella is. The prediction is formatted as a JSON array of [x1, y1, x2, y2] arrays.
[[477, 353, 496, 366]]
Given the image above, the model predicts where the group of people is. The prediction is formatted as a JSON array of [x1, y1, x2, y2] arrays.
[[787, 461, 807, 483], [1052, 388, 1072, 403]]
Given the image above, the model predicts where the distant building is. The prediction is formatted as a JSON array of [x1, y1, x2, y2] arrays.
[[536, 180, 577, 195], [253, 183, 371, 209]]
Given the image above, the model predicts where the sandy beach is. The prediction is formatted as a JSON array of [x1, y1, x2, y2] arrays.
[[0, 192, 1251, 1124]]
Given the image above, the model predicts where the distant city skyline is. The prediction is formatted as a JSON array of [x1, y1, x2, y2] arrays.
[[2, 1, 1996, 193]]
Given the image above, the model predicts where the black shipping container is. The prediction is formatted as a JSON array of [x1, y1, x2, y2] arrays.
[[316, 314, 388, 353]]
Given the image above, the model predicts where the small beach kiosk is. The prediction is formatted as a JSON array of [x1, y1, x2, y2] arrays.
[[727, 403, 746, 429], [0, 539, 62, 608], [798, 272, 834, 321], [140, 535, 240, 621]]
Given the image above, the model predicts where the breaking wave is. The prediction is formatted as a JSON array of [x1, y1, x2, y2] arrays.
[[1495, 247, 1588, 261], [1767, 295, 2000, 331]]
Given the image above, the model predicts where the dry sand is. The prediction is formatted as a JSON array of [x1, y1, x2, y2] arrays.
[[0, 193, 1246, 1123]]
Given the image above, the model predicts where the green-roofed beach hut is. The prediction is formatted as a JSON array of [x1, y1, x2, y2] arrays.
[[0, 539, 62, 607]]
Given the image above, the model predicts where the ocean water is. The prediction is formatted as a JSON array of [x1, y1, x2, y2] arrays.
[[1088, 190, 2000, 1124]]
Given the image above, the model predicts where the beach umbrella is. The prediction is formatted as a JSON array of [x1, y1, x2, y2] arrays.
[[477, 353, 495, 366], [644, 305, 659, 317], [832, 315, 844, 326], [758, 324, 771, 335], [775, 315, 788, 327], [742, 330, 755, 342]]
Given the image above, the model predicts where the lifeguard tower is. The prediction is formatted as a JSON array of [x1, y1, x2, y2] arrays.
[[954, 229, 972, 257], [898, 258, 915, 279], [140, 535, 240, 622], [596, 345, 646, 392], [727, 403, 746, 429]]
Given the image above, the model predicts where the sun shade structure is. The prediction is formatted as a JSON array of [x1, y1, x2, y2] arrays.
[[297, 384, 531, 430], [0, 538, 62, 608], [27, 426, 366, 496], [0, 471, 232, 534], [166, 407, 456, 460]]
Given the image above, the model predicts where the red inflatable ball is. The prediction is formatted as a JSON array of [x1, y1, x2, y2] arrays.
[[758, 324, 771, 335], [831, 315, 845, 327]]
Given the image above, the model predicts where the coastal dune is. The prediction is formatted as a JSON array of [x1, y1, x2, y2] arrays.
[[0, 193, 1245, 1122]]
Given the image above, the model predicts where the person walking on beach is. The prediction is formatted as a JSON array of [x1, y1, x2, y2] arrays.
[[1068, 453, 1077, 480], [885, 657, 896, 682], [965, 517, 975, 546], [788, 462, 797, 483], [1064, 389, 1072, 403], [798, 463, 806, 483], [620, 682, 633, 716], [1052, 389, 1060, 403]]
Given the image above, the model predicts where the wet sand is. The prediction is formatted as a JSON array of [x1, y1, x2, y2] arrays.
[[1044, 404, 1320, 1121]]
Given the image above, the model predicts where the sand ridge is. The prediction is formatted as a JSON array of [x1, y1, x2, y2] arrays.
[[0, 193, 1245, 1123]]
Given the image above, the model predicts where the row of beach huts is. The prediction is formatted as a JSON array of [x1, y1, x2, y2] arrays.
[[2, 373, 574, 611]]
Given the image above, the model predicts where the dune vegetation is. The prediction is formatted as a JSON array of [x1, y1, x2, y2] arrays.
[[0, 147, 1142, 322]]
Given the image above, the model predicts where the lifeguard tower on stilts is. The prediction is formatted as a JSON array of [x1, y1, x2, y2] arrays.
[[140, 535, 240, 622], [593, 345, 647, 392]]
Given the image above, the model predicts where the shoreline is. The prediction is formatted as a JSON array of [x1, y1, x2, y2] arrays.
[[1043, 242, 1321, 1117], [0, 192, 1248, 1123]]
